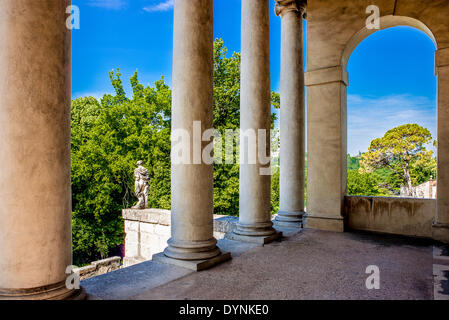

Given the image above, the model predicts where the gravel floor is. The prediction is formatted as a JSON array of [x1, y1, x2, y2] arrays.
[[132, 229, 436, 300]]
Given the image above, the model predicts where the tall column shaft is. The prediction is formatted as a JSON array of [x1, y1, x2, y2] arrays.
[[433, 47, 449, 243], [0, 0, 81, 299], [236, 0, 276, 237], [164, 0, 221, 260], [275, 0, 306, 228]]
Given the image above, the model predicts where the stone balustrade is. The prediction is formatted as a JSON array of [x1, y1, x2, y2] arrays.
[[345, 196, 436, 238]]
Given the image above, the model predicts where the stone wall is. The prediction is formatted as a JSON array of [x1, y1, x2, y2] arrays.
[[345, 196, 436, 238], [122, 209, 238, 267], [74, 257, 121, 281], [400, 180, 437, 199]]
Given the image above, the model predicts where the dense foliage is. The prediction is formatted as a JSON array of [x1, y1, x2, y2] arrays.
[[71, 71, 171, 265], [360, 124, 436, 196], [212, 39, 280, 216], [347, 124, 437, 197], [346, 169, 388, 196]]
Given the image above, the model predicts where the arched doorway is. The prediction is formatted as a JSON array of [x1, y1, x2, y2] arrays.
[[304, 2, 449, 243], [345, 23, 437, 199]]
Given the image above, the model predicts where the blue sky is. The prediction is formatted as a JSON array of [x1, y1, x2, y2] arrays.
[[72, 0, 437, 156]]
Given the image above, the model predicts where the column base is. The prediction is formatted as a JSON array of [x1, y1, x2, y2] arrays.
[[233, 221, 278, 237], [163, 238, 222, 261], [225, 230, 283, 246], [274, 220, 302, 229], [67, 287, 87, 300], [152, 251, 231, 271], [432, 223, 449, 244], [0, 283, 86, 300], [274, 210, 304, 229], [303, 214, 345, 232]]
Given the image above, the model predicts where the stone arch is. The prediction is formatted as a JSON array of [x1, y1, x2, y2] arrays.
[[341, 15, 437, 70], [342, 14, 438, 187], [340, 16, 442, 237], [305, 3, 449, 242]]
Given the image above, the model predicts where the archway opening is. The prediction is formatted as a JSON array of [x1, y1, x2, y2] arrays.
[[346, 25, 437, 199]]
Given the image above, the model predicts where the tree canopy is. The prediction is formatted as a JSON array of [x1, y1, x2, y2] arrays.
[[71, 71, 171, 265], [357, 124, 436, 196]]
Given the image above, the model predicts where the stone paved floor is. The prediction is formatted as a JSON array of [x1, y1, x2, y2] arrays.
[[132, 229, 440, 300]]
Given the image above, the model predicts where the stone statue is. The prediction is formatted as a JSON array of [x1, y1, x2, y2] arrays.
[[132, 160, 150, 209]]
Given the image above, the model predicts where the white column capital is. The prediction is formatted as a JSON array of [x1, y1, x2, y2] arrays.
[[275, 0, 306, 18]]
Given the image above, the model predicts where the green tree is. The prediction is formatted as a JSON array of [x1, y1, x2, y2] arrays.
[[212, 40, 241, 216], [347, 154, 361, 171], [212, 39, 279, 216], [271, 169, 280, 214], [371, 167, 402, 195], [360, 124, 436, 196], [71, 70, 171, 265], [347, 170, 387, 196]]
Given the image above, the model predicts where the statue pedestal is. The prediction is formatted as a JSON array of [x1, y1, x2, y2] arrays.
[[122, 209, 171, 267]]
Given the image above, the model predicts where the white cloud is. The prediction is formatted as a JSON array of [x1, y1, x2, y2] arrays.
[[347, 94, 437, 156], [143, 0, 174, 12], [87, 0, 127, 10]]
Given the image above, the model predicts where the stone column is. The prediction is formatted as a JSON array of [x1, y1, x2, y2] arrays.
[[228, 0, 281, 244], [274, 0, 306, 229], [304, 66, 348, 232], [0, 1, 84, 299], [433, 47, 449, 243], [153, 0, 231, 270]]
